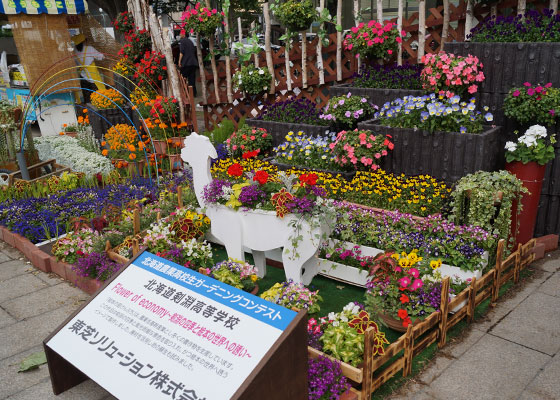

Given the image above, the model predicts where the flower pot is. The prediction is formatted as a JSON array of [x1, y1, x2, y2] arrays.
[[249, 284, 259, 295], [167, 154, 183, 171], [152, 139, 168, 155], [63, 132, 78, 138], [357, 121, 502, 183], [245, 118, 330, 147], [316, 258, 370, 287], [170, 136, 185, 149], [378, 312, 409, 332], [505, 161, 547, 247], [127, 160, 146, 176]]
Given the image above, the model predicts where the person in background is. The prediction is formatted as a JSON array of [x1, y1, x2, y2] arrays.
[[178, 32, 198, 97], [72, 33, 105, 103]]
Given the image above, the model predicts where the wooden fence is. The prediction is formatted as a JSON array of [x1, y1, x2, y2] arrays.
[[308, 238, 537, 400]]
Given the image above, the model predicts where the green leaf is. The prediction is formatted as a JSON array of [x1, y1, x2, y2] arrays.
[[335, 24, 342, 32], [18, 351, 47, 372]]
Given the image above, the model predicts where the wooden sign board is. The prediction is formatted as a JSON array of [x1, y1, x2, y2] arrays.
[[44, 251, 308, 399]]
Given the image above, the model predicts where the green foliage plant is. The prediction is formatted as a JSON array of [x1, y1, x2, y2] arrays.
[[449, 170, 528, 251], [503, 83, 560, 126], [320, 322, 364, 367], [272, 0, 316, 32]]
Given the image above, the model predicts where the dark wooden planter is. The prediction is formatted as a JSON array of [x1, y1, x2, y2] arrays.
[[445, 42, 560, 93], [329, 84, 425, 107], [267, 158, 356, 180], [88, 105, 135, 142], [245, 118, 330, 147], [358, 120, 502, 183]]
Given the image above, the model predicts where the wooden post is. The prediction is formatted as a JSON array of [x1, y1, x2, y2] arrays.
[[208, 37, 221, 103], [467, 276, 477, 323], [361, 327, 374, 400], [403, 324, 414, 376], [441, 0, 450, 51], [464, 0, 474, 41], [354, 0, 361, 74], [284, 28, 292, 91], [376, 0, 383, 22], [133, 208, 140, 235], [264, 2, 275, 94], [237, 17, 243, 42], [336, 0, 342, 82], [177, 185, 183, 208], [132, 238, 139, 256], [438, 277, 450, 348], [301, 30, 307, 88], [196, 33, 208, 104], [513, 252, 521, 284], [551, 0, 559, 14], [491, 239, 505, 303], [417, 0, 426, 63], [397, 0, 403, 66], [224, 3, 233, 103], [317, 0, 325, 85]]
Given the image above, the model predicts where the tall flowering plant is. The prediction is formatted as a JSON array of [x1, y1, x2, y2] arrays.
[[503, 82, 560, 126], [134, 51, 167, 86], [329, 129, 393, 171], [343, 20, 403, 60], [364, 250, 446, 328], [181, 2, 225, 37], [118, 29, 152, 62], [420, 51, 485, 99], [505, 125, 556, 166]]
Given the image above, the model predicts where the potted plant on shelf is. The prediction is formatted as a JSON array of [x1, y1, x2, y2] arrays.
[[247, 98, 330, 146], [364, 250, 446, 331], [330, 63, 425, 106], [225, 125, 273, 159], [447, 9, 560, 92], [504, 125, 556, 246], [320, 94, 376, 131], [359, 94, 499, 182], [102, 123, 149, 176], [329, 128, 393, 172], [233, 64, 272, 98], [204, 259, 260, 294], [343, 20, 403, 63]]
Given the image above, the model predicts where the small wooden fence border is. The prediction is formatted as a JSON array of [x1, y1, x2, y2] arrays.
[[308, 238, 536, 400]]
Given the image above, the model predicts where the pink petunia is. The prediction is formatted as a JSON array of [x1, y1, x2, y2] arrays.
[[410, 279, 423, 291], [408, 268, 420, 278], [398, 276, 411, 288], [512, 89, 520, 97]]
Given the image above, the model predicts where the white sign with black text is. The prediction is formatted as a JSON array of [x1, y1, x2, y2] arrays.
[[46, 252, 297, 400]]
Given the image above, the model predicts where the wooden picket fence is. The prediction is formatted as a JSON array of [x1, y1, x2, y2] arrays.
[[308, 238, 537, 400]]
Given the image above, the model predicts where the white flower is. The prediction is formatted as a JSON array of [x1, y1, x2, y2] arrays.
[[519, 134, 538, 147], [524, 124, 547, 139], [504, 141, 517, 152], [258, 68, 265, 75]]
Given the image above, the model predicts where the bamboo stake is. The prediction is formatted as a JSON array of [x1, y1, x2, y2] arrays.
[[196, 33, 208, 104], [492, 239, 505, 303], [336, 0, 342, 82], [376, 0, 383, 22], [317, 0, 325, 85], [224, 3, 233, 103], [205, 0, 221, 104], [251, 21, 259, 66], [518, 0, 526, 19], [237, 17, 243, 42], [354, 0, 360, 73], [264, 2, 275, 94], [464, 0, 474, 41], [441, 0, 450, 51], [301, 30, 307, 88], [397, 0, 403, 66], [551, 0, 558, 14], [285, 28, 292, 91], [133, 208, 140, 235], [417, 0, 426, 63]]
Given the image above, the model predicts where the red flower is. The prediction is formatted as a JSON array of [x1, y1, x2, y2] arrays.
[[402, 317, 412, 327], [227, 163, 243, 177], [242, 150, 259, 159], [397, 309, 408, 319], [299, 173, 318, 186], [253, 170, 269, 185], [400, 294, 410, 304]]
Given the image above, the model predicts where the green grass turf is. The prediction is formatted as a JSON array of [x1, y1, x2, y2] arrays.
[[211, 244, 535, 399]]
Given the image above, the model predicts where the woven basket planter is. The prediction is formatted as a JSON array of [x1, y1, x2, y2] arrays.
[[358, 120, 502, 183]]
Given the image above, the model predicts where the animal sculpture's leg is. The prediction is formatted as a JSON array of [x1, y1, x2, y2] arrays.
[[252, 250, 267, 278], [282, 232, 320, 285]]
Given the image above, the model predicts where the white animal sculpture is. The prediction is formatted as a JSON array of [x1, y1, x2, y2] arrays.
[[0, 173, 8, 186], [181, 132, 327, 285]]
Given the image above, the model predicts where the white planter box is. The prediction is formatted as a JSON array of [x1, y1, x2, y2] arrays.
[[317, 258, 369, 287]]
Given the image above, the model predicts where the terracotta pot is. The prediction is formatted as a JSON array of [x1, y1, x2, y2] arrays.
[[170, 136, 185, 148], [64, 132, 78, 138], [152, 139, 168, 155], [505, 161, 547, 247], [249, 284, 259, 295], [378, 311, 414, 332], [127, 160, 146, 176], [167, 154, 183, 171]]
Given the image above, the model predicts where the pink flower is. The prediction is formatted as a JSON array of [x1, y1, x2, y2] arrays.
[[410, 279, 423, 291], [545, 82, 552, 88], [524, 82, 532, 87], [387, 49, 393, 55], [512, 90, 520, 97], [550, 109, 555, 115], [468, 84, 478, 94], [374, 153, 381, 159], [398, 276, 411, 288], [528, 88, 535, 96], [408, 268, 420, 278]]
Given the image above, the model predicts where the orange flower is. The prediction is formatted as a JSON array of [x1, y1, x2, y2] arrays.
[[155, 119, 160, 124], [83, 109, 88, 113], [128, 144, 136, 152], [171, 123, 177, 128], [129, 153, 136, 160], [102, 149, 109, 156], [63, 124, 67, 127], [167, 138, 172, 143], [59, 132, 64, 135], [101, 141, 107, 146], [159, 123, 167, 129]]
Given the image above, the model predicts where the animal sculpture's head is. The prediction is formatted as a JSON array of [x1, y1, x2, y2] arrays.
[[181, 132, 218, 166]]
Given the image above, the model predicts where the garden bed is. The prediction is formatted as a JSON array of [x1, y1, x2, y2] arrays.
[[329, 85, 425, 107], [357, 121, 502, 183], [245, 118, 330, 147], [309, 238, 536, 400], [267, 158, 356, 180]]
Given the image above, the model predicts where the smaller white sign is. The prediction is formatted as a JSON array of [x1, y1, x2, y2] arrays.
[[46, 252, 297, 400]]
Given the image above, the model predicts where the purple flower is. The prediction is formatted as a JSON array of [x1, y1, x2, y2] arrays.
[[308, 356, 350, 400]]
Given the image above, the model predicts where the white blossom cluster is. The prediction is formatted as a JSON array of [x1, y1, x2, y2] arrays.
[[505, 124, 548, 152]]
